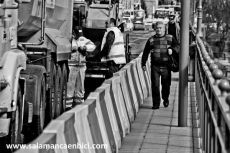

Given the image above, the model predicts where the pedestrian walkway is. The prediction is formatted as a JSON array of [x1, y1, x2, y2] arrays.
[[119, 73, 202, 153]]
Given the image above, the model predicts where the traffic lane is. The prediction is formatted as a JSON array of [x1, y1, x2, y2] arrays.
[[128, 30, 156, 56]]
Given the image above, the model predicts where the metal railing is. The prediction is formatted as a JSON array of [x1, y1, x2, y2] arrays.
[[192, 27, 230, 153]]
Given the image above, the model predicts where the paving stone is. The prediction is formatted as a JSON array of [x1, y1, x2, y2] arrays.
[[147, 124, 170, 134], [152, 110, 173, 118], [119, 140, 142, 151], [168, 136, 193, 147], [144, 133, 169, 139], [144, 134, 169, 145], [119, 151, 139, 153], [140, 148, 166, 153], [119, 133, 144, 151], [170, 127, 193, 137], [167, 146, 193, 153], [150, 117, 172, 125], [130, 122, 148, 133]]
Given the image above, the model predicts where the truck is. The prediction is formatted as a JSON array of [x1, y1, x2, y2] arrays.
[[0, 0, 73, 150], [133, 1, 145, 30]]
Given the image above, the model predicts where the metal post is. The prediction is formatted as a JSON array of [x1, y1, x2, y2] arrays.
[[178, 0, 190, 127], [197, 0, 203, 37], [193, 0, 196, 25]]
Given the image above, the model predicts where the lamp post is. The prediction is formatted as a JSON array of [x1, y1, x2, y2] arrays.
[[197, 0, 203, 37], [178, 0, 190, 127]]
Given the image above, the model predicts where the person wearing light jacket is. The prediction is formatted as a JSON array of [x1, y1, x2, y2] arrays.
[[100, 18, 126, 78], [66, 26, 96, 109]]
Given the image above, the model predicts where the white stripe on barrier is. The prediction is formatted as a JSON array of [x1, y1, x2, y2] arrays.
[[130, 60, 144, 105], [104, 76, 130, 137], [97, 83, 121, 150], [87, 92, 115, 153], [43, 113, 78, 153], [66, 105, 95, 153], [122, 63, 139, 113], [135, 58, 148, 99], [114, 69, 135, 122]]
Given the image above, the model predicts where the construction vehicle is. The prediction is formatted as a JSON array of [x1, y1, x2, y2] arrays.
[[0, 0, 73, 150], [122, 9, 134, 31], [133, 1, 145, 30]]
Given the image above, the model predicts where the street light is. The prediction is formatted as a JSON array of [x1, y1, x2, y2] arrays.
[[197, 0, 203, 37]]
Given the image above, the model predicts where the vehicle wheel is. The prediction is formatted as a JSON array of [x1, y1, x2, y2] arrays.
[[54, 64, 62, 118], [6, 85, 23, 152], [60, 63, 68, 113], [33, 75, 46, 137], [46, 62, 57, 122]]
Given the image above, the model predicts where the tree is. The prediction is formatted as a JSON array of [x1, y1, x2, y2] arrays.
[[203, 0, 230, 54]]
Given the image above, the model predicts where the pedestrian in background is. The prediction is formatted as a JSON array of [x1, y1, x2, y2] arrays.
[[66, 26, 96, 109], [141, 21, 180, 109], [167, 15, 180, 44]]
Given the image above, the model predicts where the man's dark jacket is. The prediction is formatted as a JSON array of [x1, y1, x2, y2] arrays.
[[141, 34, 180, 67]]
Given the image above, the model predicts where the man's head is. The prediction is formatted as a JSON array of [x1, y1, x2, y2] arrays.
[[155, 21, 166, 37], [169, 15, 175, 23], [105, 18, 116, 28]]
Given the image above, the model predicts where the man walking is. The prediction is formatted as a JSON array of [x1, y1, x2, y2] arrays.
[[167, 15, 180, 43], [142, 21, 179, 109]]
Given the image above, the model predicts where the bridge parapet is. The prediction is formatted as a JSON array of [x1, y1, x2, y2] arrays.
[[192, 26, 230, 153]]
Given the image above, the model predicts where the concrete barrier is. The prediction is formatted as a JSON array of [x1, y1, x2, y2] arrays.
[[121, 63, 139, 112], [142, 62, 151, 97], [136, 55, 152, 97], [135, 58, 148, 99], [87, 91, 116, 153], [15, 133, 57, 153], [96, 83, 121, 151], [114, 69, 135, 122], [129, 60, 144, 106], [14, 39, 154, 153], [82, 100, 106, 153], [104, 76, 130, 138], [43, 112, 80, 153], [65, 105, 94, 153]]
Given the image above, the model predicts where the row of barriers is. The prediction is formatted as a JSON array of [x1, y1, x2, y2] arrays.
[[191, 27, 230, 153], [15, 53, 151, 153]]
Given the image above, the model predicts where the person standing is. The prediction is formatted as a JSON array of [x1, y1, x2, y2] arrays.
[[66, 26, 96, 109], [142, 21, 180, 109], [100, 18, 126, 79], [167, 15, 180, 44]]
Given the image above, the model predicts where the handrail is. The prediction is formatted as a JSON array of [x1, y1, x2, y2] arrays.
[[191, 25, 230, 153]]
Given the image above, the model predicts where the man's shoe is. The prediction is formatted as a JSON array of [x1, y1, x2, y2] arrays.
[[152, 106, 160, 109], [163, 100, 169, 107]]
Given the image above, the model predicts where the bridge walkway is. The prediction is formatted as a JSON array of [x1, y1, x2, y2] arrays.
[[119, 73, 201, 153]]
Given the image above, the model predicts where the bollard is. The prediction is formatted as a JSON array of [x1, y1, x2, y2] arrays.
[[212, 69, 223, 85]]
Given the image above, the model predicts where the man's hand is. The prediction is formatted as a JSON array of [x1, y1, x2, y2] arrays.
[[142, 66, 146, 71], [78, 45, 87, 56], [79, 45, 86, 51], [168, 48, 172, 55]]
